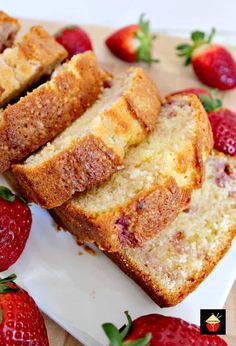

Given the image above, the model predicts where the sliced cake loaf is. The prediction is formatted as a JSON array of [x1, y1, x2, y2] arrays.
[[0, 51, 106, 173], [0, 11, 20, 52], [13, 68, 161, 208], [0, 25, 67, 107], [52, 94, 213, 251], [107, 151, 236, 307]]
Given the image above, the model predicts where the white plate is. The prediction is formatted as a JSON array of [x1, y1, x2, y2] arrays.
[[2, 175, 236, 345]]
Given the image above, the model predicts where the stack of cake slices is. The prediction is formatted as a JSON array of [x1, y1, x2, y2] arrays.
[[3, 12, 236, 308]]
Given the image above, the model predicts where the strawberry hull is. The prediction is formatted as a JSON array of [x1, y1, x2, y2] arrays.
[[206, 322, 220, 332]]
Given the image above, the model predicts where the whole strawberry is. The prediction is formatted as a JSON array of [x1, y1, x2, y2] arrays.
[[105, 14, 158, 64], [0, 186, 32, 272], [103, 312, 226, 345], [55, 25, 92, 59], [0, 274, 49, 345], [177, 28, 236, 90]]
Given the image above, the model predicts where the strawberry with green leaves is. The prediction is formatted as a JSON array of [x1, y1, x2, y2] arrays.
[[177, 28, 236, 90], [102, 311, 226, 345], [0, 274, 49, 345], [0, 186, 32, 272], [105, 15, 158, 64], [200, 91, 236, 156]]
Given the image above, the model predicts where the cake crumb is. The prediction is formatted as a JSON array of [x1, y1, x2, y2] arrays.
[[83, 245, 96, 256], [51, 219, 63, 231]]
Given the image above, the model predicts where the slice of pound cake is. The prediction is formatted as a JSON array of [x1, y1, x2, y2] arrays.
[[0, 51, 106, 173], [107, 152, 236, 306], [52, 94, 213, 251], [0, 11, 20, 52], [0, 26, 67, 107], [13, 68, 161, 208]]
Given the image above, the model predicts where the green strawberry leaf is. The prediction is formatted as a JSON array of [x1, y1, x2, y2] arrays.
[[199, 89, 223, 112], [19, 195, 29, 205], [176, 43, 193, 66], [0, 308, 2, 324], [125, 333, 152, 346], [0, 274, 17, 284], [0, 274, 20, 294], [135, 14, 159, 64], [176, 43, 192, 51], [191, 31, 205, 43], [0, 186, 15, 202], [103, 323, 122, 346]]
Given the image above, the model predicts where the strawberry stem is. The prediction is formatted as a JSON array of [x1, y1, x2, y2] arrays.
[[135, 14, 159, 64], [120, 311, 132, 339], [207, 27, 216, 43], [0, 186, 15, 202]]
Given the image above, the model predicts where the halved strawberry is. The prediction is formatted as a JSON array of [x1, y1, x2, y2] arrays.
[[177, 28, 236, 90], [105, 14, 158, 64]]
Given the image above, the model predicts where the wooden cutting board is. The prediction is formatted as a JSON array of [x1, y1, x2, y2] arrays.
[[17, 19, 236, 345], [18, 18, 236, 108]]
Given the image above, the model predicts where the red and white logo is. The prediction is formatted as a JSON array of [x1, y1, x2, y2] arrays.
[[205, 313, 221, 332]]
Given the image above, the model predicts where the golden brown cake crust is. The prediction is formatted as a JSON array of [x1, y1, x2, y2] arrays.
[[107, 226, 236, 307], [13, 68, 161, 209], [0, 25, 67, 107], [53, 181, 191, 251], [52, 151, 236, 307], [16, 26, 66, 70], [124, 68, 161, 132], [165, 94, 213, 190], [0, 11, 20, 52], [1, 52, 106, 173], [51, 212, 236, 307], [53, 94, 213, 251], [13, 135, 122, 208]]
